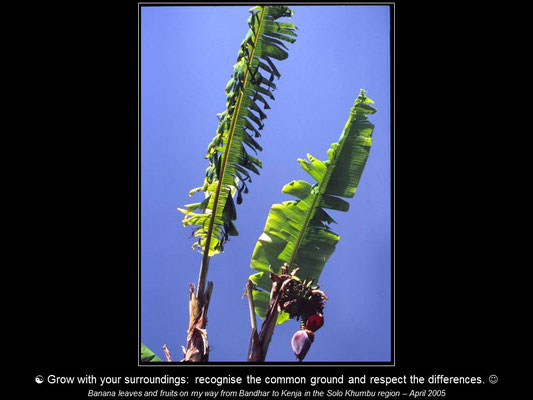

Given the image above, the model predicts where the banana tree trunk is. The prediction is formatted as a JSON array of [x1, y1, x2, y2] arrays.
[[182, 282, 213, 362]]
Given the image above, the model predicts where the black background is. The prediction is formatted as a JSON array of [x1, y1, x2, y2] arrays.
[[11, 1, 515, 398]]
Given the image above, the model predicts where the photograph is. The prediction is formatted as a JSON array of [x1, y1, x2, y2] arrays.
[[140, 4, 391, 363], [17, 2, 514, 398]]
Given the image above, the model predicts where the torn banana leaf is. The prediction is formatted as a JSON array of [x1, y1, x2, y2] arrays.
[[179, 6, 297, 257], [249, 89, 377, 322]]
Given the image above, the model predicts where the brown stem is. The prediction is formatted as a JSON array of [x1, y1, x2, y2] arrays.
[[182, 281, 213, 362], [247, 265, 294, 362]]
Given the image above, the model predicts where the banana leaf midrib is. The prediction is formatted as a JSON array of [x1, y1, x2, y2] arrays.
[[197, 7, 267, 296], [287, 169, 325, 268]]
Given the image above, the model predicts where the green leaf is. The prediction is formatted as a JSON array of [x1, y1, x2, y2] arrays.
[[180, 6, 297, 257], [249, 89, 376, 321], [141, 343, 162, 362]]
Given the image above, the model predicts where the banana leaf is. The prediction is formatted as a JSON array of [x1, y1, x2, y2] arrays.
[[179, 6, 297, 257], [249, 89, 377, 322], [140, 343, 162, 362]]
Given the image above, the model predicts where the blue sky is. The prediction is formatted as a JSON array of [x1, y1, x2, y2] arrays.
[[141, 5, 391, 362]]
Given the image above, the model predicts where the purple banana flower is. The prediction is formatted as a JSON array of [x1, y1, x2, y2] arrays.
[[291, 329, 314, 362]]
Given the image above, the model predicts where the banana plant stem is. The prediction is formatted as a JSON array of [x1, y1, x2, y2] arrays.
[[246, 280, 258, 332], [196, 255, 211, 302]]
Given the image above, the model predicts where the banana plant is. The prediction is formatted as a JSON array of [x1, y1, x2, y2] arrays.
[[246, 89, 377, 361], [176, 5, 297, 362]]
